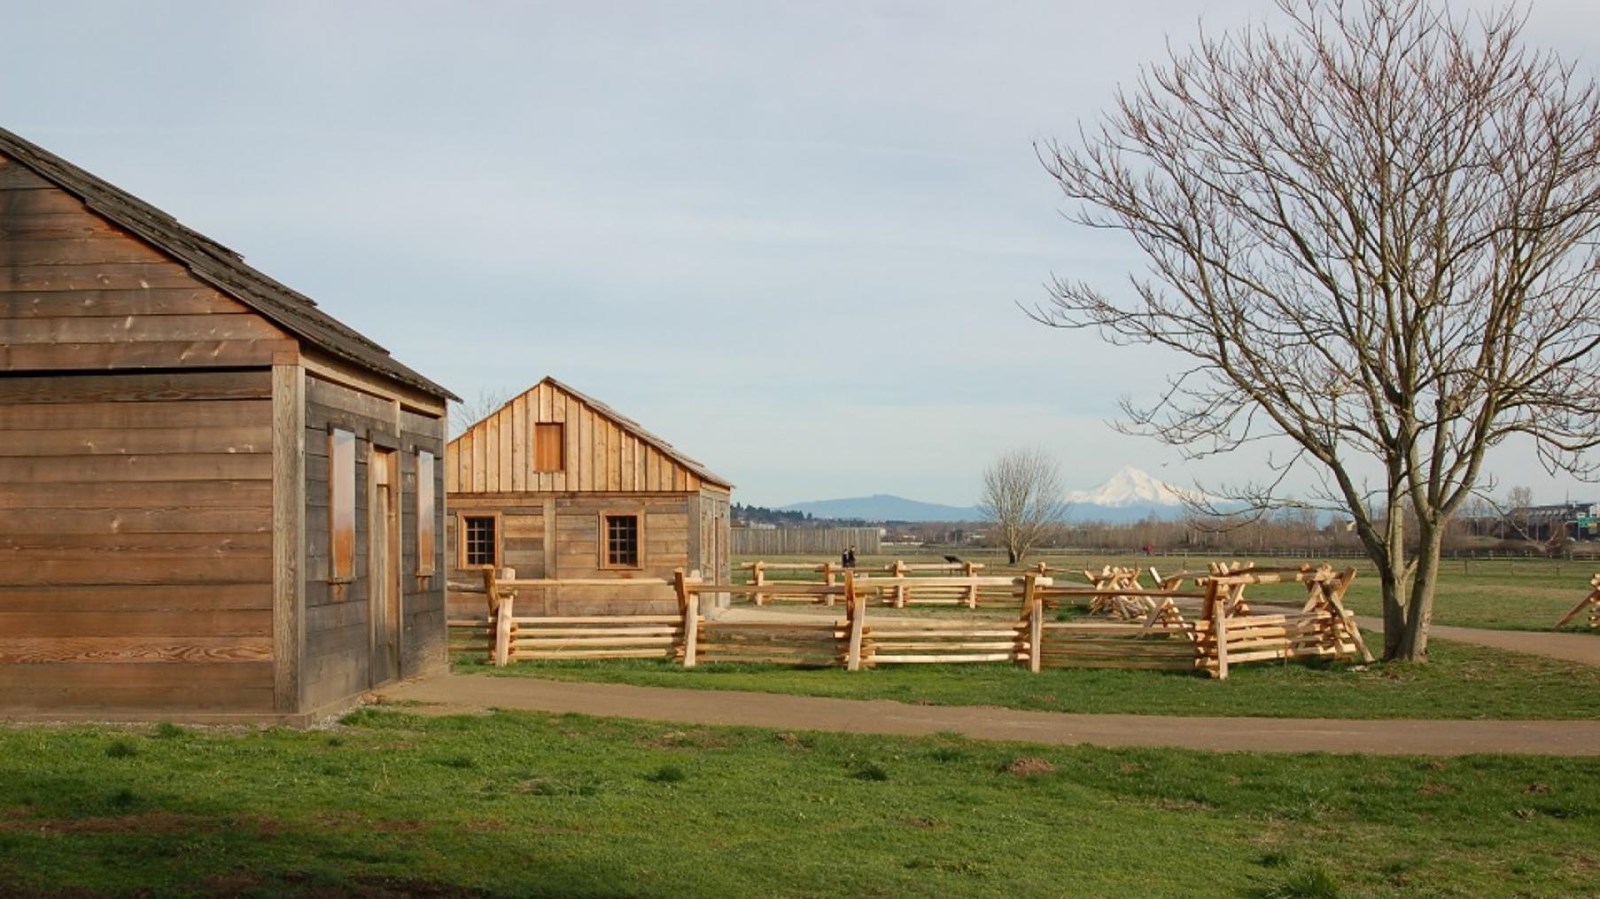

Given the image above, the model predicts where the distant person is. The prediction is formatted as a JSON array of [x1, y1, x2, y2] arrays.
[[842, 546, 857, 569]]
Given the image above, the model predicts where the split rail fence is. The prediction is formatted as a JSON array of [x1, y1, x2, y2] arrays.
[[1555, 574, 1600, 629], [448, 562, 1371, 679]]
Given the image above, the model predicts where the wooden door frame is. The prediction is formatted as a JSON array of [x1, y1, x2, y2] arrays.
[[368, 446, 402, 686]]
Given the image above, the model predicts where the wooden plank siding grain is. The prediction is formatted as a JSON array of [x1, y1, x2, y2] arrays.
[[272, 362, 307, 713], [0, 289, 253, 319], [0, 368, 277, 712], [0, 369, 272, 403], [1, 142, 452, 720]]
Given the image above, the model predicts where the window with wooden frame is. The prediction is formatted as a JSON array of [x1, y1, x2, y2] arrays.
[[461, 515, 499, 568], [329, 428, 357, 583], [415, 450, 436, 576], [602, 512, 641, 569], [533, 422, 564, 473]]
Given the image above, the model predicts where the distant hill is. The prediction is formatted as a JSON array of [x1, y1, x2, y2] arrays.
[[781, 468, 1216, 524], [780, 495, 983, 523]]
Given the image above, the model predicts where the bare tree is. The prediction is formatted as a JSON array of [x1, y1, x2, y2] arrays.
[[449, 387, 516, 438], [978, 448, 1069, 563], [1033, 0, 1600, 660], [1503, 485, 1536, 542]]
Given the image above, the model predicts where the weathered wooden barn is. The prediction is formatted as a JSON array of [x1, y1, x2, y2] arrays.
[[0, 127, 457, 722], [447, 377, 732, 612]]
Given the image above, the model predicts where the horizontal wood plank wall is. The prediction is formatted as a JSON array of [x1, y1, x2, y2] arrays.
[[0, 154, 295, 373], [446, 381, 723, 498], [302, 376, 447, 710], [0, 370, 276, 713]]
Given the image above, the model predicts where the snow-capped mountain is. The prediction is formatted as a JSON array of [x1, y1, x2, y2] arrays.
[[1068, 466, 1198, 507], [1066, 466, 1215, 522]]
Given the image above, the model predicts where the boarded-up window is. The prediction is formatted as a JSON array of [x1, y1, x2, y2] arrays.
[[604, 513, 640, 568], [416, 450, 436, 576], [534, 422, 564, 472], [330, 428, 356, 582], [464, 516, 497, 567]]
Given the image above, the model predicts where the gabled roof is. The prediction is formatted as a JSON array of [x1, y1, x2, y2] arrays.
[[534, 376, 732, 490], [0, 126, 457, 402]]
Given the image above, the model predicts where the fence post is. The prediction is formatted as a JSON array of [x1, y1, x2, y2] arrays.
[[846, 571, 865, 672], [963, 561, 979, 608], [822, 561, 835, 606], [1024, 573, 1042, 673], [673, 568, 698, 667], [752, 561, 766, 606], [893, 559, 907, 607], [1209, 580, 1229, 680], [493, 590, 515, 668]]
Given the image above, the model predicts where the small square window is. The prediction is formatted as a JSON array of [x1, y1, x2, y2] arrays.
[[604, 514, 639, 568], [463, 516, 497, 567]]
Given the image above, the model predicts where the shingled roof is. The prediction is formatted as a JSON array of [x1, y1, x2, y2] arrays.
[[0, 126, 457, 403]]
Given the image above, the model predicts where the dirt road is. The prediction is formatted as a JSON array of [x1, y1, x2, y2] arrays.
[[378, 615, 1600, 756]]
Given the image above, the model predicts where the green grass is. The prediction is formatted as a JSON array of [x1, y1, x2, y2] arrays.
[[456, 634, 1600, 720], [2, 710, 1597, 897]]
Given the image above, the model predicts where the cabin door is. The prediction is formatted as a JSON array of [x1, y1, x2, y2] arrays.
[[369, 448, 402, 685]]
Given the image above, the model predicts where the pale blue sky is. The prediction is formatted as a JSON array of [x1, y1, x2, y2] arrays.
[[5, 0, 1599, 507]]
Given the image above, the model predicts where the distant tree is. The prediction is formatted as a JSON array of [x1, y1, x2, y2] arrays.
[[449, 387, 515, 438], [1503, 486, 1536, 541], [1033, 0, 1600, 661], [978, 448, 1069, 564]]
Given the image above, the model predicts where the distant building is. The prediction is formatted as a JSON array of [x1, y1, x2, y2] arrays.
[[446, 377, 732, 613], [1504, 502, 1598, 542]]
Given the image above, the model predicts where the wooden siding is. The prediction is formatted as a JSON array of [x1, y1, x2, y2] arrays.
[[0, 154, 296, 373], [301, 375, 447, 710], [447, 381, 719, 495], [0, 370, 276, 713]]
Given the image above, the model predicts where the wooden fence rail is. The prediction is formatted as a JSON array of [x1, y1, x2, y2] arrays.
[[1556, 574, 1600, 629], [445, 564, 1373, 678]]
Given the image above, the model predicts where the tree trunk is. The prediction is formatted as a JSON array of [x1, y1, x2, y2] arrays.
[[1377, 501, 1412, 661], [1391, 527, 1445, 661]]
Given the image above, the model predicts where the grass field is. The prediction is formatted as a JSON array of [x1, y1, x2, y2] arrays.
[[737, 552, 1600, 632], [5, 552, 1595, 897], [2, 710, 1598, 898], [458, 636, 1600, 720]]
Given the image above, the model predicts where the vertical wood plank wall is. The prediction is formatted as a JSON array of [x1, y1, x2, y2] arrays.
[[446, 382, 705, 495]]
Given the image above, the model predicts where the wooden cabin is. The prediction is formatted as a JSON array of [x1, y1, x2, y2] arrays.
[[0, 127, 458, 723], [447, 377, 732, 613]]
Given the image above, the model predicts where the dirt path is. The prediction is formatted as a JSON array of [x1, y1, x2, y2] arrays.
[[1362, 619, 1600, 667], [379, 610, 1600, 756], [376, 674, 1600, 756]]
